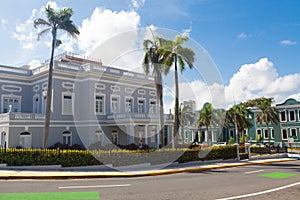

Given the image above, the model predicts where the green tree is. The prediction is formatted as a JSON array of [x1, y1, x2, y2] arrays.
[[142, 34, 166, 147], [251, 97, 279, 153], [197, 103, 214, 145], [159, 34, 195, 147], [34, 5, 80, 148], [227, 103, 252, 160]]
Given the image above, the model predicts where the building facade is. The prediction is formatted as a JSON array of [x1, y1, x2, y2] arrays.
[[181, 98, 300, 147], [0, 53, 173, 149], [247, 98, 300, 147]]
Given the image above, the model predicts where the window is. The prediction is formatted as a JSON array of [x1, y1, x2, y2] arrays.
[[41, 90, 53, 113], [138, 99, 145, 113], [62, 131, 72, 146], [111, 85, 120, 92], [149, 100, 157, 114], [111, 96, 120, 113], [264, 129, 269, 139], [230, 130, 234, 138], [2, 96, 21, 113], [33, 95, 39, 113], [271, 129, 275, 139], [298, 110, 300, 122], [282, 129, 288, 140], [95, 83, 105, 90], [20, 132, 31, 148], [125, 98, 133, 113], [138, 89, 145, 95], [125, 88, 134, 94], [41, 95, 47, 114], [257, 129, 262, 142], [112, 131, 118, 145], [95, 130, 103, 146], [289, 110, 296, 122], [95, 95, 105, 114], [280, 111, 286, 122], [291, 128, 297, 139], [62, 94, 73, 115]]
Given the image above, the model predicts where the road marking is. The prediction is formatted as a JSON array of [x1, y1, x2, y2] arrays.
[[58, 184, 131, 189], [244, 170, 264, 174], [216, 181, 300, 200]]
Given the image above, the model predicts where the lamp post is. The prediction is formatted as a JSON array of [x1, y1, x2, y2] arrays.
[[3, 132, 6, 155]]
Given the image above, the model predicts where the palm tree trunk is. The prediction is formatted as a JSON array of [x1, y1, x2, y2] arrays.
[[235, 121, 240, 161], [43, 30, 56, 148], [173, 55, 179, 148], [156, 71, 164, 148]]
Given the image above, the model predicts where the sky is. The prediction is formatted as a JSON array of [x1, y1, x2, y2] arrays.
[[0, 0, 300, 111]]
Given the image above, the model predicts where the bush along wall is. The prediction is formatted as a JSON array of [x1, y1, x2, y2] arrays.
[[0, 146, 271, 167]]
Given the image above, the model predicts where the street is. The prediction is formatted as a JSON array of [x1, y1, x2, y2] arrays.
[[0, 160, 299, 200]]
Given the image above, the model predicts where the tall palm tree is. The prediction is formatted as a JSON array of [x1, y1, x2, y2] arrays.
[[197, 103, 214, 145], [159, 34, 195, 147], [34, 5, 79, 148], [142, 34, 166, 148], [254, 98, 279, 153], [227, 103, 252, 160]]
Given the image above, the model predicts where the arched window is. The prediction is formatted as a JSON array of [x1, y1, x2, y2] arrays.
[[111, 130, 118, 145], [33, 94, 40, 113], [1, 132, 6, 147], [20, 131, 31, 148], [62, 131, 72, 146]]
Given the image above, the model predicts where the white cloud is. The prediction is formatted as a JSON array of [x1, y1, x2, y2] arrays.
[[130, 0, 146, 11], [280, 40, 297, 46], [164, 58, 300, 111], [77, 7, 140, 55], [237, 33, 248, 39], [12, 1, 60, 50], [224, 58, 300, 107], [13, 8, 40, 50], [1, 18, 8, 29]]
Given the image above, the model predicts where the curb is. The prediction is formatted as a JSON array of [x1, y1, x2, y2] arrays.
[[0, 158, 296, 180]]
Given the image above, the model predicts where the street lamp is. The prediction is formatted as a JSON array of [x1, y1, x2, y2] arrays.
[[3, 132, 6, 155]]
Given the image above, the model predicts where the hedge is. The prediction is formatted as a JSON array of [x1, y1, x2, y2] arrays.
[[0, 146, 271, 167]]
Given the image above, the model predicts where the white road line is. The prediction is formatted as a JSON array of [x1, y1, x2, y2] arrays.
[[58, 184, 131, 189], [244, 170, 264, 174], [216, 181, 300, 200]]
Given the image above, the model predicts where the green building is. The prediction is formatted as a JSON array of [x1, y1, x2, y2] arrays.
[[245, 98, 300, 147]]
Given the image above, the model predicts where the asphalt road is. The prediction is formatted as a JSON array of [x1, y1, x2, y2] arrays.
[[0, 160, 299, 200]]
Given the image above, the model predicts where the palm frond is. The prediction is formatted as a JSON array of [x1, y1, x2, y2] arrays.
[[37, 28, 51, 41], [34, 18, 51, 28]]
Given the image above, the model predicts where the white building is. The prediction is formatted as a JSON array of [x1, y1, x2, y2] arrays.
[[0, 53, 173, 149]]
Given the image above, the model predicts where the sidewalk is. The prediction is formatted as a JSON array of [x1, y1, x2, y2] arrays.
[[0, 154, 297, 180]]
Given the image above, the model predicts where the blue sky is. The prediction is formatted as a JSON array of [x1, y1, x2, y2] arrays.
[[0, 0, 299, 110]]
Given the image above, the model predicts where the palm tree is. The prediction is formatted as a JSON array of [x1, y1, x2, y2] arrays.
[[227, 103, 252, 160], [34, 5, 79, 148], [197, 103, 214, 145], [159, 34, 195, 147], [253, 98, 279, 153], [179, 104, 195, 144], [142, 34, 166, 148]]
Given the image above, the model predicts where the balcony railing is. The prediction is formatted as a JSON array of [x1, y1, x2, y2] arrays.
[[106, 112, 159, 120], [0, 113, 45, 121]]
